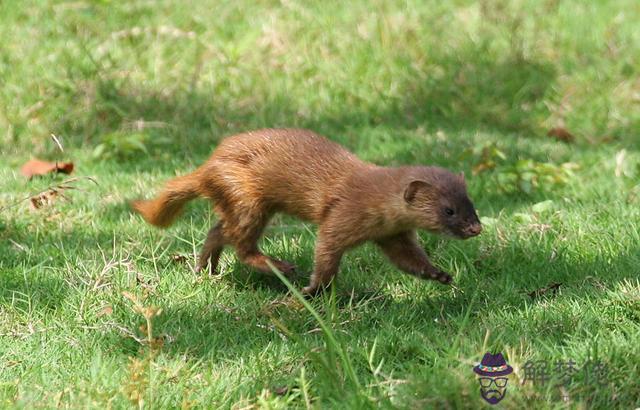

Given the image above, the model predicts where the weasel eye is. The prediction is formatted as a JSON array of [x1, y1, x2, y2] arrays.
[[445, 207, 455, 216]]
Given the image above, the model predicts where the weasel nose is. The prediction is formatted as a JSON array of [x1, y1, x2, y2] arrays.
[[468, 223, 482, 236]]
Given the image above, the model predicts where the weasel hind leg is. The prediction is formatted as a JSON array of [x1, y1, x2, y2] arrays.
[[195, 221, 226, 274], [224, 205, 297, 277]]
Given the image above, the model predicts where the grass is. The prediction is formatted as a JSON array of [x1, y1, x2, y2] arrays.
[[1, 0, 639, 408]]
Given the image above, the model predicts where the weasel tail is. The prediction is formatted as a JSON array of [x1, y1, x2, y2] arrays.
[[131, 172, 201, 228]]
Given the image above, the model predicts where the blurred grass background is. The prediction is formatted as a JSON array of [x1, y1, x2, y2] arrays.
[[1, 0, 639, 408], [2, 0, 639, 159]]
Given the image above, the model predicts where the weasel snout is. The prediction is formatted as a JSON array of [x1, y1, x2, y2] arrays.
[[462, 222, 482, 238]]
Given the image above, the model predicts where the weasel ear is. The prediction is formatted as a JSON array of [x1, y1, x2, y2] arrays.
[[404, 180, 432, 203]]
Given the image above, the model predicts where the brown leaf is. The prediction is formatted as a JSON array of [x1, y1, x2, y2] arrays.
[[171, 254, 188, 264], [122, 291, 140, 306], [528, 282, 562, 300], [472, 161, 496, 175], [547, 128, 575, 143], [97, 305, 114, 317], [21, 159, 74, 179], [272, 385, 291, 396], [29, 189, 60, 209]]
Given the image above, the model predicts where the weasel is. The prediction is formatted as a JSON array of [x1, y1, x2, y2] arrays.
[[132, 128, 482, 294]]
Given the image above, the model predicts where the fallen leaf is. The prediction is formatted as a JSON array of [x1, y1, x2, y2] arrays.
[[547, 127, 575, 143], [29, 189, 61, 209], [122, 291, 139, 305], [472, 161, 496, 175], [471, 144, 506, 175], [97, 305, 113, 317], [528, 282, 562, 300], [25, 178, 92, 211], [171, 254, 188, 264], [272, 385, 291, 396], [21, 159, 74, 179]]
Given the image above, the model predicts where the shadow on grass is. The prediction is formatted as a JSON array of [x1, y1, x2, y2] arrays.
[[0, 220, 67, 310], [3, 40, 636, 365], [101, 238, 639, 361], [2, 204, 637, 365], [50, 53, 563, 166], [0, 273, 68, 311], [39, 48, 597, 227]]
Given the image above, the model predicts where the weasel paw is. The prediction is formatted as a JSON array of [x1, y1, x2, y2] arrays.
[[301, 285, 323, 297], [274, 260, 298, 278], [426, 269, 452, 285]]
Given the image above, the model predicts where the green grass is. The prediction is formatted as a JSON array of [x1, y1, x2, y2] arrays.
[[1, 0, 640, 408]]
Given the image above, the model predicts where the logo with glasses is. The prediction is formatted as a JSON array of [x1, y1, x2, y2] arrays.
[[473, 352, 514, 405]]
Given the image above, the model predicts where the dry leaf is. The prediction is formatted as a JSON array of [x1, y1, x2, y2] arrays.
[[97, 305, 114, 317], [272, 385, 291, 396], [26, 178, 89, 210], [547, 127, 575, 143], [171, 254, 188, 264], [122, 291, 139, 305], [472, 161, 496, 175], [29, 189, 61, 209], [528, 282, 562, 299], [21, 159, 74, 179]]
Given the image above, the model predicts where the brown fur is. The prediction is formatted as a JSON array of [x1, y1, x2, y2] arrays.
[[132, 128, 482, 294]]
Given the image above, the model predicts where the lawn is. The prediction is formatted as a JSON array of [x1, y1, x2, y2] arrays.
[[1, 0, 639, 408]]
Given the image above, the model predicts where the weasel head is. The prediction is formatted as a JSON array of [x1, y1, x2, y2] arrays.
[[403, 167, 482, 239]]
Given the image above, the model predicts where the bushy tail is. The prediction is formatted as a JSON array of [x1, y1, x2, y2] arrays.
[[131, 173, 201, 228]]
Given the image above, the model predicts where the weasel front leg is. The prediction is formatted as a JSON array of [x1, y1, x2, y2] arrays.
[[302, 227, 347, 295], [375, 231, 452, 285]]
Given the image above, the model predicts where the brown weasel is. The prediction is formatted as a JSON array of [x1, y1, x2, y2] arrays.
[[132, 128, 482, 294]]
